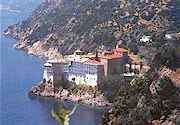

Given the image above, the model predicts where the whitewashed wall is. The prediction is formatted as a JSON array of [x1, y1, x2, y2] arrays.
[[67, 73, 98, 87], [43, 69, 54, 83]]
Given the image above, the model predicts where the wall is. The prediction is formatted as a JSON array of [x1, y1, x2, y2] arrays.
[[52, 63, 65, 87], [100, 58, 108, 76], [107, 58, 124, 76], [64, 61, 104, 87], [43, 66, 54, 83]]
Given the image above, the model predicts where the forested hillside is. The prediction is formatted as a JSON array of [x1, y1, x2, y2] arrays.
[[4, 0, 180, 61], [4, 0, 180, 124]]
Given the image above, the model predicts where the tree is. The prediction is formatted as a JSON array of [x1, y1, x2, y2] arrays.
[[102, 72, 180, 125], [152, 44, 178, 69]]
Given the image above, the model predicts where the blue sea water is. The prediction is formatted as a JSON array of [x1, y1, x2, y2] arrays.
[[0, 0, 102, 125]]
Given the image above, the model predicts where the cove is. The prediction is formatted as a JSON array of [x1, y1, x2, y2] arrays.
[[0, 0, 102, 125]]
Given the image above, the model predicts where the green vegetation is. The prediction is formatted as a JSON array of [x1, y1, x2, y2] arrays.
[[68, 84, 100, 98], [51, 104, 78, 125], [102, 73, 180, 125], [34, 0, 119, 50], [11, 0, 180, 55], [138, 53, 145, 60], [152, 44, 179, 70], [102, 38, 180, 124], [6, 0, 180, 124], [98, 75, 133, 102], [51, 107, 70, 125]]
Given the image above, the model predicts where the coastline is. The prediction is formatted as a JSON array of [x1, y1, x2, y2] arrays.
[[3, 30, 63, 61], [29, 81, 112, 108], [3, 30, 112, 109], [1, 0, 111, 124]]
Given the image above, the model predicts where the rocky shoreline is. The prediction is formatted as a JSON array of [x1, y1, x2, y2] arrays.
[[3, 19, 112, 108], [3, 26, 63, 60], [29, 82, 112, 107]]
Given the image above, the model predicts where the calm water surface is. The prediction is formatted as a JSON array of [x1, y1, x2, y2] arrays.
[[0, 0, 102, 125]]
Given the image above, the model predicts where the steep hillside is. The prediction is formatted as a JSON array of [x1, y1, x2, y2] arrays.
[[3, 0, 180, 60], [101, 62, 180, 125], [3, 1, 180, 124]]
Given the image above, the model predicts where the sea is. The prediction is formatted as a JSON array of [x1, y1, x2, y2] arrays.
[[0, 0, 102, 125]]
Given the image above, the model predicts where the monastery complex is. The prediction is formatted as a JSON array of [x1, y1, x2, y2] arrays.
[[43, 46, 150, 87]]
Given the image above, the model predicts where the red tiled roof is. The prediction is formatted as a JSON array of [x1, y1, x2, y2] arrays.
[[113, 48, 128, 52], [84, 58, 103, 65], [84, 48, 128, 64], [102, 48, 128, 59], [102, 54, 123, 59]]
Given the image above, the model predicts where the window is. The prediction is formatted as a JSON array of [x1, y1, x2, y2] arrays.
[[72, 78, 75, 81]]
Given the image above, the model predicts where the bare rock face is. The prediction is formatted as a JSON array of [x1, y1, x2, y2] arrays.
[[28, 41, 47, 56], [27, 41, 63, 60]]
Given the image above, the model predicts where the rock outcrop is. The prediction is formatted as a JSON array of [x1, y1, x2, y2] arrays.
[[29, 82, 112, 107]]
